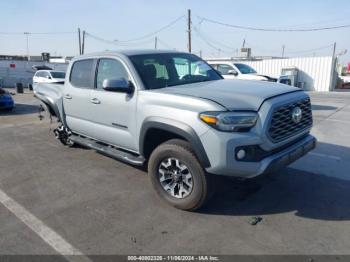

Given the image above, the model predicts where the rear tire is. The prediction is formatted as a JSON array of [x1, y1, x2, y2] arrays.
[[53, 125, 75, 147], [148, 139, 214, 211]]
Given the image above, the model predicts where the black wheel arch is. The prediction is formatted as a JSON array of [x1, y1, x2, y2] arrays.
[[139, 117, 211, 168]]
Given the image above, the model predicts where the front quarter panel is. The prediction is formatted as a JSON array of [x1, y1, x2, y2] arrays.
[[136, 90, 225, 160]]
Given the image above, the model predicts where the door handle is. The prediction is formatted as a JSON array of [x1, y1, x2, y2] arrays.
[[90, 98, 101, 104], [64, 94, 72, 99]]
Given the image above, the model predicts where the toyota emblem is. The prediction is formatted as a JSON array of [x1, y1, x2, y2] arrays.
[[291, 107, 302, 123]]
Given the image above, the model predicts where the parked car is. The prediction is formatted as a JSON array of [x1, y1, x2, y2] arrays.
[[208, 61, 278, 82], [33, 50, 316, 211], [0, 88, 15, 110], [33, 70, 66, 84]]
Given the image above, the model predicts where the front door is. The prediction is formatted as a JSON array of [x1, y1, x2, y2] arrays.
[[88, 58, 138, 151]]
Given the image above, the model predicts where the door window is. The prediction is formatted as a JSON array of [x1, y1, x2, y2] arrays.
[[42, 71, 50, 79], [217, 64, 235, 75], [70, 59, 95, 88], [96, 59, 129, 90], [36, 71, 44, 78]]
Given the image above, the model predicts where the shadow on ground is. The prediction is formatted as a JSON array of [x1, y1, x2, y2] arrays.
[[0, 103, 39, 116], [312, 104, 338, 111], [200, 142, 350, 221]]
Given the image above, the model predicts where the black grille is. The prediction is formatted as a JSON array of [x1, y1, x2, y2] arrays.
[[268, 98, 312, 142]]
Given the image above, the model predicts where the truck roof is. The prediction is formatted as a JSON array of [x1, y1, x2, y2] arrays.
[[76, 49, 182, 59]]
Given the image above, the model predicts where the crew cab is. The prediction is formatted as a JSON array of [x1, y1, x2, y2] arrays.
[[33, 50, 316, 211], [207, 60, 278, 82]]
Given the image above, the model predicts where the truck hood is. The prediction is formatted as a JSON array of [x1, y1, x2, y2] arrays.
[[155, 79, 300, 111]]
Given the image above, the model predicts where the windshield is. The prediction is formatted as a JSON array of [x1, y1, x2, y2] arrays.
[[129, 53, 222, 89], [234, 63, 257, 74], [50, 71, 66, 79]]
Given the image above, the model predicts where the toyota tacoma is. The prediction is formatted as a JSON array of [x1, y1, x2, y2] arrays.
[[33, 50, 316, 211]]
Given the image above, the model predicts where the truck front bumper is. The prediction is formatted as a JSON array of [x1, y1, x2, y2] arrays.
[[258, 135, 316, 175], [202, 131, 316, 178]]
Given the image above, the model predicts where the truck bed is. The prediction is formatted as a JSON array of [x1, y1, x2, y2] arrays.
[[33, 82, 65, 120]]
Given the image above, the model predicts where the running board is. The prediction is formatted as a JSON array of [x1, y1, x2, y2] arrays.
[[70, 135, 145, 166]]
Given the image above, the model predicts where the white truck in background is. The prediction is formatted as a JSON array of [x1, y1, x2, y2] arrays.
[[207, 60, 279, 82]]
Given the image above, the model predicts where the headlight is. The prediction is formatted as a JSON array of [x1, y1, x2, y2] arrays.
[[199, 111, 258, 132]]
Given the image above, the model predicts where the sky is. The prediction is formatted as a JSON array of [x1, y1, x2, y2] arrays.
[[0, 0, 349, 64]]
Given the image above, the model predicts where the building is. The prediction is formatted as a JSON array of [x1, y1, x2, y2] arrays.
[[207, 55, 338, 92], [0, 54, 71, 88]]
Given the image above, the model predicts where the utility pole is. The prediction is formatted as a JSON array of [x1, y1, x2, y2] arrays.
[[282, 45, 285, 57], [24, 32, 30, 60], [329, 42, 337, 91], [332, 42, 337, 59], [154, 36, 158, 49], [242, 39, 246, 48], [78, 28, 82, 55], [199, 50, 202, 58], [187, 9, 192, 53], [82, 30, 86, 55]]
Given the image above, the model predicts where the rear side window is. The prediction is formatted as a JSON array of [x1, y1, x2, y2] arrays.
[[50, 72, 66, 78], [70, 59, 94, 88]]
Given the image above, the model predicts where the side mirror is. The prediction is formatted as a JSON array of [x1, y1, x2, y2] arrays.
[[102, 78, 134, 93], [47, 76, 52, 79], [228, 70, 238, 76]]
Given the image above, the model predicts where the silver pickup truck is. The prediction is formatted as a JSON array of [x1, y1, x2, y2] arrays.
[[34, 50, 316, 211]]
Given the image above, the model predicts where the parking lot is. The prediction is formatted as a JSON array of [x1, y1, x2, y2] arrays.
[[1, 90, 350, 257]]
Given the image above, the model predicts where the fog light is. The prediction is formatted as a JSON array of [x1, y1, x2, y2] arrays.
[[236, 149, 246, 160]]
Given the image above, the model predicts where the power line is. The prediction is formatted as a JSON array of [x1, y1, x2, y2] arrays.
[[193, 28, 220, 51], [0, 31, 75, 35], [193, 27, 236, 55], [85, 32, 154, 46], [197, 20, 236, 50], [195, 28, 236, 51], [197, 16, 350, 32], [113, 15, 185, 43], [276, 17, 350, 29], [157, 38, 175, 49]]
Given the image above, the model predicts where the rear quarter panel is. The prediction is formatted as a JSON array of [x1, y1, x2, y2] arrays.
[[33, 82, 65, 122]]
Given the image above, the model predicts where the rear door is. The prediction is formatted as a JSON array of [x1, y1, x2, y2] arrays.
[[63, 59, 97, 137]]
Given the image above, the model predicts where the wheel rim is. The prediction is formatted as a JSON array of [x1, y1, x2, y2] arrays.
[[158, 157, 193, 199]]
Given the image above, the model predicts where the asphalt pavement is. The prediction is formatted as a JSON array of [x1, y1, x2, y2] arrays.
[[0, 89, 350, 258]]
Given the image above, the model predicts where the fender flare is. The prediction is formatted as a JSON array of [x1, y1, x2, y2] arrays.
[[34, 92, 62, 122], [139, 117, 211, 168]]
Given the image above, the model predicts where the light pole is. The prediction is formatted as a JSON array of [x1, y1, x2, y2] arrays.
[[24, 32, 30, 60]]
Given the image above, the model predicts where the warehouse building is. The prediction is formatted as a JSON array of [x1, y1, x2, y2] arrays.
[[0, 54, 70, 88], [207, 47, 339, 92]]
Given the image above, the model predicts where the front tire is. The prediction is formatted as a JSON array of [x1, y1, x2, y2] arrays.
[[148, 139, 213, 211]]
